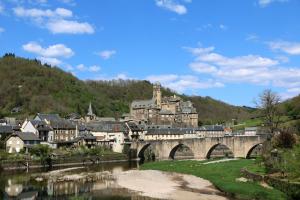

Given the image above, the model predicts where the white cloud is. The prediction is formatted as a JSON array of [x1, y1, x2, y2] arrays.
[[76, 64, 86, 71], [186, 44, 300, 98], [47, 19, 94, 34], [88, 65, 101, 72], [115, 73, 132, 80], [280, 88, 300, 100], [189, 62, 217, 73], [13, 7, 72, 18], [23, 42, 74, 58], [147, 74, 224, 93], [13, 6, 94, 34], [38, 57, 62, 66], [258, 0, 288, 7], [219, 24, 228, 30], [76, 64, 101, 72], [187, 46, 278, 68], [96, 50, 116, 60], [155, 0, 187, 15], [268, 40, 300, 55]]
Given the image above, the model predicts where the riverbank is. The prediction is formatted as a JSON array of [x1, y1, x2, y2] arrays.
[[141, 159, 287, 200], [0, 153, 129, 171]]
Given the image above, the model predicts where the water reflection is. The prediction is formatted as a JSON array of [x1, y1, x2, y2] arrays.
[[1, 161, 227, 200], [2, 161, 140, 200]]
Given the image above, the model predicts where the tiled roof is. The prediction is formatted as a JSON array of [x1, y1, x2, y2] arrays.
[[88, 121, 126, 132], [131, 99, 155, 109], [197, 125, 224, 131], [11, 132, 41, 141], [0, 125, 20, 134], [50, 119, 76, 129], [30, 120, 52, 131], [126, 122, 142, 131]]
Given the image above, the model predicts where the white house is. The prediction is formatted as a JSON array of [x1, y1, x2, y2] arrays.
[[6, 132, 41, 153], [87, 121, 128, 153], [21, 120, 53, 143]]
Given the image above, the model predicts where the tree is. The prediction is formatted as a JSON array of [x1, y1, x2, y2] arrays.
[[256, 89, 281, 134], [273, 129, 296, 148]]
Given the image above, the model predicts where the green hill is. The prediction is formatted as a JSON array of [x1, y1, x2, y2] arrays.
[[0, 54, 254, 123]]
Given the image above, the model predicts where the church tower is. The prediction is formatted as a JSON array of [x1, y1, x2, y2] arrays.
[[153, 82, 162, 108], [86, 102, 96, 122]]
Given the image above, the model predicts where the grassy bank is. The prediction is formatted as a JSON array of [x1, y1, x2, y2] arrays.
[[141, 159, 287, 200]]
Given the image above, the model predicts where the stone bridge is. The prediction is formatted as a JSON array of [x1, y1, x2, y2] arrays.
[[130, 135, 267, 160]]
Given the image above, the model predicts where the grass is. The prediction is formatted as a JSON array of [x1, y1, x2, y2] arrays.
[[246, 162, 267, 175], [233, 116, 292, 130], [141, 159, 287, 200]]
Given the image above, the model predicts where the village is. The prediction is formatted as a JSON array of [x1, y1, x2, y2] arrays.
[[0, 83, 262, 156]]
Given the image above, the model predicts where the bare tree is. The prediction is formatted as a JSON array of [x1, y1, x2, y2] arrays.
[[256, 89, 281, 134]]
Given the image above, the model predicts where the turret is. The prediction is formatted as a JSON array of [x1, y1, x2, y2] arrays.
[[153, 82, 162, 108]]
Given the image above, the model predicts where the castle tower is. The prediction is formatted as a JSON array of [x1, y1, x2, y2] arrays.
[[153, 82, 162, 108]]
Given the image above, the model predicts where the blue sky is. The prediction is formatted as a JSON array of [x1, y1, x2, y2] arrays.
[[1, 0, 300, 106]]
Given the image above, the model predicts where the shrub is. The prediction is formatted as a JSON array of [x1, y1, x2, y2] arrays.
[[273, 129, 296, 149], [29, 144, 52, 158]]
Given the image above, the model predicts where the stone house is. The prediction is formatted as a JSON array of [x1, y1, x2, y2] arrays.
[[125, 121, 145, 141], [6, 132, 41, 153], [145, 128, 186, 140], [34, 113, 77, 143], [88, 121, 128, 153], [50, 119, 77, 142], [73, 133, 97, 148], [196, 125, 225, 137]]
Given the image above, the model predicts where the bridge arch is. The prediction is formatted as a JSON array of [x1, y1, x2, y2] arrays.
[[246, 143, 262, 159], [169, 143, 194, 160], [138, 143, 156, 161], [206, 143, 234, 159]]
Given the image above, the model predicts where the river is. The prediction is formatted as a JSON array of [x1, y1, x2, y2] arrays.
[[0, 161, 228, 200]]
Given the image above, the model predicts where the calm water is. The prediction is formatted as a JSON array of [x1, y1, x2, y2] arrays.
[[0, 162, 139, 200], [0, 161, 228, 200]]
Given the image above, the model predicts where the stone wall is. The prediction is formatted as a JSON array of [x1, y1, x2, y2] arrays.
[[241, 168, 300, 199]]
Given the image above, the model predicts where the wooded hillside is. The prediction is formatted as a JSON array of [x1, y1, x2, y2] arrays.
[[0, 54, 254, 123]]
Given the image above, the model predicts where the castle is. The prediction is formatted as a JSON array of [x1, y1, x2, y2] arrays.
[[130, 82, 198, 127]]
